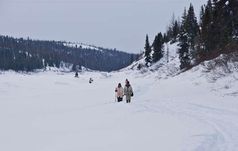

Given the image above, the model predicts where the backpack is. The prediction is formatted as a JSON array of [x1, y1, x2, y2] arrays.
[[131, 92, 134, 97]]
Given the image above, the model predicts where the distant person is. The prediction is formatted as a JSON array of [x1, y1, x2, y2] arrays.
[[124, 80, 133, 103], [115, 83, 124, 102], [89, 78, 93, 83], [75, 72, 79, 78]]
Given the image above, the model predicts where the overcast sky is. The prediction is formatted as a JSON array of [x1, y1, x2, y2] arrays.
[[0, 0, 207, 53]]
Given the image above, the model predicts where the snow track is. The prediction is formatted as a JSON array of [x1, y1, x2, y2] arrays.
[[135, 100, 238, 151]]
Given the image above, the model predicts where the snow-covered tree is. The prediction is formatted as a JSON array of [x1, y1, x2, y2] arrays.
[[200, 0, 214, 52], [178, 8, 191, 69], [186, 3, 199, 50], [152, 32, 164, 63], [144, 35, 152, 66], [178, 31, 190, 70]]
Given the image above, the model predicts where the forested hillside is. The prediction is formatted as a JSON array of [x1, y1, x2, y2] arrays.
[[0, 35, 138, 72], [143, 0, 238, 70]]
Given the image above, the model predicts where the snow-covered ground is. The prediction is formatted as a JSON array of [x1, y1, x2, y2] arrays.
[[0, 64, 238, 151], [1, 42, 238, 151]]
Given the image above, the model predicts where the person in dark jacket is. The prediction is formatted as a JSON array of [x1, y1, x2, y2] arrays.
[[75, 72, 79, 78], [89, 78, 93, 83]]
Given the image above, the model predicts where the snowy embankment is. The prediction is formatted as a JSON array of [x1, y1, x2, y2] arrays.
[[1, 45, 238, 151]]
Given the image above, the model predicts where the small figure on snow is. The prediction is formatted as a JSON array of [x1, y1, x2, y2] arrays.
[[124, 79, 133, 103], [75, 71, 79, 78], [115, 83, 124, 102], [89, 77, 93, 84]]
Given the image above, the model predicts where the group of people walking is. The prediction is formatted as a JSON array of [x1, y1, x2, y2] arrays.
[[115, 79, 133, 103]]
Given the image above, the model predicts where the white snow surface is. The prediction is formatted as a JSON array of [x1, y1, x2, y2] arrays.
[[1, 67, 238, 151], [1, 45, 238, 150]]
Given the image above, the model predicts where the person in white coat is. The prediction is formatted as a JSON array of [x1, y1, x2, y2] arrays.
[[124, 80, 133, 103], [115, 83, 124, 102]]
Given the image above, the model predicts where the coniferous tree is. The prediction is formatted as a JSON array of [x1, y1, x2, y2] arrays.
[[178, 8, 190, 69], [172, 20, 180, 41], [144, 35, 152, 66], [201, 0, 234, 53], [186, 3, 199, 52], [196, 5, 205, 55], [165, 14, 181, 43], [181, 8, 188, 32], [163, 33, 169, 43], [226, 0, 238, 39], [219, 0, 238, 41], [201, 0, 214, 52], [199, 5, 205, 26], [213, 0, 231, 48], [230, 0, 238, 39], [152, 32, 164, 63], [197, 0, 238, 61], [165, 14, 174, 42], [178, 31, 190, 70]]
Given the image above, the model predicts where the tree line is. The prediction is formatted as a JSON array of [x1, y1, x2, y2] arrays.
[[144, 0, 238, 70], [0, 35, 139, 72]]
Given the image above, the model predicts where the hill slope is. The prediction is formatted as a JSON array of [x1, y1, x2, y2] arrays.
[[0, 35, 138, 72]]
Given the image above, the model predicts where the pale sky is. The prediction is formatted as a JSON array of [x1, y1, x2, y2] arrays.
[[0, 0, 207, 53]]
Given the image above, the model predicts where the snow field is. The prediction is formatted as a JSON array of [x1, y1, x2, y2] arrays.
[[0, 69, 238, 151]]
